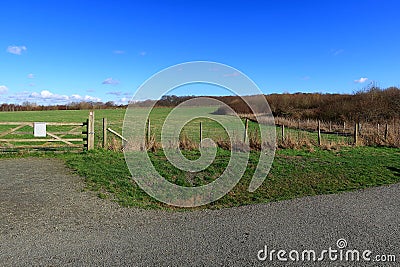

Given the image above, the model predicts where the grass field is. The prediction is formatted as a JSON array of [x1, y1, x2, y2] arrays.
[[1, 108, 400, 210], [0, 109, 126, 149], [0, 108, 232, 148], [0, 107, 351, 149]]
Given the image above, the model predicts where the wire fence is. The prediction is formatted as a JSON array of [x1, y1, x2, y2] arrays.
[[99, 115, 400, 151]]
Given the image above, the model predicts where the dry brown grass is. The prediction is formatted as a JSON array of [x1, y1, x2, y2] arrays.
[[108, 136, 123, 152], [179, 133, 198, 150], [112, 116, 400, 152]]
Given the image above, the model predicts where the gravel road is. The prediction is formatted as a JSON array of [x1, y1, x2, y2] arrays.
[[1, 158, 399, 266]]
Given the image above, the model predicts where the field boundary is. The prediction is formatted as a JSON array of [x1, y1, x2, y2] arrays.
[[0, 111, 94, 152]]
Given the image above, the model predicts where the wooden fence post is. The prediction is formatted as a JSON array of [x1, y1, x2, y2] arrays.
[[199, 121, 202, 146], [385, 123, 389, 141], [317, 120, 322, 146], [354, 122, 358, 146], [343, 122, 346, 134], [87, 110, 94, 150], [244, 118, 249, 143], [281, 124, 285, 143], [147, 118, 151, 144], [102, 117, 107, 149]]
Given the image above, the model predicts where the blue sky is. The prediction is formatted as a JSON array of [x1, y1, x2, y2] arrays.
[[1, 0, 399, 105]]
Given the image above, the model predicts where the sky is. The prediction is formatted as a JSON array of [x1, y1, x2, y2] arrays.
[[1, 0, 399, 105]]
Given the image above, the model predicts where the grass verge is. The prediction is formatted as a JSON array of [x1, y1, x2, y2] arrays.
[[54, 146, 400, 210]]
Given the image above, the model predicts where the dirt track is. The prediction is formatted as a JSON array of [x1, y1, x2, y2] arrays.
[[1, 158, 399, 266]]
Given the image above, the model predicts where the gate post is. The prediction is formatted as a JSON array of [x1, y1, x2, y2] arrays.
[[317, 120, 322, 146], [87, 110, 95, 150], [354, 122, 359, 146]]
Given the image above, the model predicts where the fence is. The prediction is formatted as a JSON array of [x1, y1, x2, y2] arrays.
[[0, 111, 94, 152], [274, 116, 400, 148], [13, 111, 393, 152], [99, 115, 400, 151]]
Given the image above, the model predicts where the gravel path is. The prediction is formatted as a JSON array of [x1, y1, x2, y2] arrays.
[[1, 158, 399, 266]]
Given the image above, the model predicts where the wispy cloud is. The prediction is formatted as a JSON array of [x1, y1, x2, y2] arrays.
[[330, 49, 344, 56], [301, 76, 311, 81], [3, 91, 32, 102], [7, 45, 27, 55], [354, 77, 368, 83], [113, 50, 125, 54], [107, 91, 123, 96], [102, 77, 120, 85], [27, 73, 35, 79], [139, 51, 147, 56], [0, 85, 8, 94]]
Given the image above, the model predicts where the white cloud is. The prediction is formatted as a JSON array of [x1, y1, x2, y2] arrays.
[[354, 77, 368, 83], [113, 50, 125, 54], [0, 85, 8, 94], [1, 90, 102, 105], [7, 45, 27, 55], [71, 94, 82, 100], [114, 97, 130, 105], [54, 93, 100, 102], [27, 73, 35, 79], [40, 90, 54, 98], [29, 90, 89, 102], [139, 51, 147, 56], [3, 91, 32, 102], [102, 77, 120, 85], [84, 95, 101, 102]]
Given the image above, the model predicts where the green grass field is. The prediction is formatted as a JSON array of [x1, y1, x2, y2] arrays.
[[1, 107, 399, 210], [0, 107, 350, 148], [0, 109, 126, 149], [0, 107, 232, 148]]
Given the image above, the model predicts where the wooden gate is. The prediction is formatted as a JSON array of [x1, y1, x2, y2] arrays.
[[0, 112, 94, 152]]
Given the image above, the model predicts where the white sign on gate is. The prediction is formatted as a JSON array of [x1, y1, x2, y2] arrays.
[[34, 122, 47, 137]]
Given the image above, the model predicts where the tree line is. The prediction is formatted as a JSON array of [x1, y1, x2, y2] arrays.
[[2, 85, 399, 123], [213, 86, 400, 123], [147, 85, 400, 123], [0, 101, 123, 112]]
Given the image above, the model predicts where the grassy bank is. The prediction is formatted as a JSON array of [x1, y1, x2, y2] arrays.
[[59, 146, 400, 210]]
